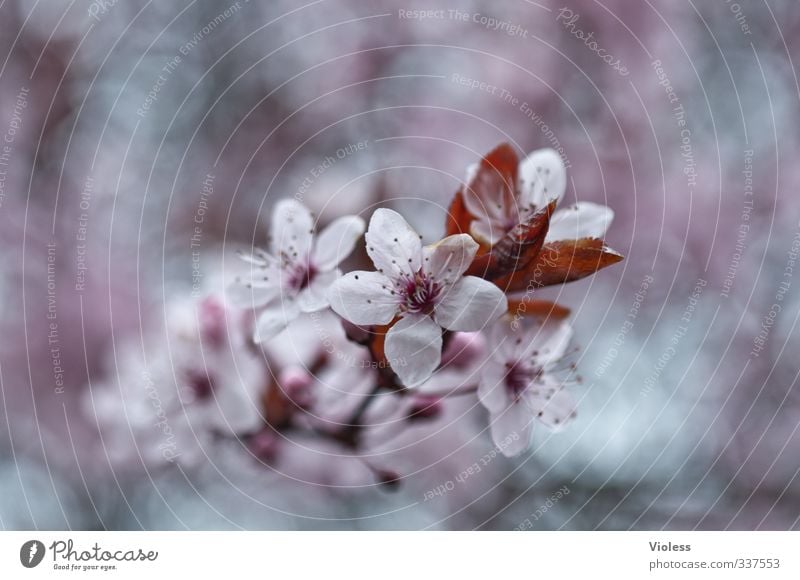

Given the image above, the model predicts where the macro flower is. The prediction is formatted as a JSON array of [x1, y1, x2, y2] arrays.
[[328, 208, 508, 387], [448, 143, 622, 292], [478, 315, 577, 457], [229, 199, 365, 343], [461, 145, 614, 246]]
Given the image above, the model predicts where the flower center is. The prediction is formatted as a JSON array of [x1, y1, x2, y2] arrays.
[[505, 362, 542, 399], [186, 370, 215, 401], [401, 271, 442, 314], [285, 260, 317, 293]]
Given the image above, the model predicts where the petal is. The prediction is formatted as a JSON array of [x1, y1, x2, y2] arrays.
[[434, 276, 508, 332], [422, 234, 479, 283], [297, 269, 340, 313], [384, 314, 442, 387], [364, 208, 422, 279], [226, 280, 279, 309], [502, 317, 573, 363], [478, 359, 510, 414], [518, 148, 566, 209], [488, 317, 521, 361], [527, 320, 574, 366], [525, 383, 576, 431], [254, 301, 300, 343], [213, 373, 263, 433], [489, 401, 534, 457], [270, 199, 315, 258], [462, 144, 519, 226], [311, 215, 366, 270], [546, 202, 614, 242], [327, 271, 398, 325], [469, 218, 505, 246]]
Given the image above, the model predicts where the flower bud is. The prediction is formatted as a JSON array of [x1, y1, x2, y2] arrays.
[[375, 469, 402, 490], [340, 319, 371, 345], [407, 395, 442, 422], [441, 332, 486, 369], [279, 366, 314, 409], [249, 429, 280, 463], [198, 296, 227, 350]]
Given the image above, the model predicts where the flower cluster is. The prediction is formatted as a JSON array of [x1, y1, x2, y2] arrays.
[[87, 143, 623, 487]]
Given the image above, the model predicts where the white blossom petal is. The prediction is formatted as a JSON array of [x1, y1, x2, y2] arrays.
[[490, 402, 534, 457], [270, 199, 315, 258], [385, 314, 442, 387], [364, 208, 422, 279], [423, 234, 479, 283], [525, 320, 574, 366], [434, 276, 508, 332], [213, 369, 264, 433], [327, 271, 397, 325], [518, 148, 566, 209], [478, 359, 510, 414], [525, 384, 576, 431], [254, 300, 300, 343], [462, 162, 515, 225], [311, 215, 366, 271], [298, 269, 340, 313], [226, 280, 279, 309], [470, 218, 504, 246], [546, 202, 614, 242], [488, 317, 522, 361]]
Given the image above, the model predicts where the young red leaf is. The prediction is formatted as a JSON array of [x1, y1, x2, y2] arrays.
[[445, 143, 519, 243], [466, 201, 555, 281], [497, 238, 624, 291], [506, 299, 571, 320]]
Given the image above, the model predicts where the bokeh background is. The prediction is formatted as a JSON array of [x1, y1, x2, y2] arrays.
[[1, 0, 799, 530]]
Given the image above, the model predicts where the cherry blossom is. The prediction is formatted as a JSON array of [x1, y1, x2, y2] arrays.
[[463, 147, 614, 246], [260, 311, 380, 430], [478, 315, 578, 457], [328, 208, 508, 387], [86, 296, 267, 469], [228, 199, 365, 343]]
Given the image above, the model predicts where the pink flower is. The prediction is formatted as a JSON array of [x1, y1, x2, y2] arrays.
[[478, 316, 577, 457], [328, 209, 507, 387], [86, 296, 267, 469], [463, 147, 614, 246], [228, 199, 365, 343]]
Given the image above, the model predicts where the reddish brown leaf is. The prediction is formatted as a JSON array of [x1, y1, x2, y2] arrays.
[[264, 379, 291, 428], [445, 143, 519, 243], [369, 322, 391, 367], [479, 142, 519, 191], [507, 299, 571, 320], [497, 238, 624, 292], [466, 201, 556, 280], [445, 190, 474, 238]]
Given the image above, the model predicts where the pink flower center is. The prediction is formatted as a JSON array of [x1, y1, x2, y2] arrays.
[[285, 260, 317, 293], [186, 370, 215, 401], [401, 271, 442, 314], [505, 362, 542, 399]]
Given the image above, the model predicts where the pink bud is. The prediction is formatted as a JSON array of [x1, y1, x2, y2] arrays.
[[198, 296, 227, 350], [441, 332, 486, 369], [249, 429, 280, 463], [407, 395, 442, 422], [279, 366, 314, 408], [186, 370, 214, 401], [341, 319, 371, 344], [375, 469, 402, 490]]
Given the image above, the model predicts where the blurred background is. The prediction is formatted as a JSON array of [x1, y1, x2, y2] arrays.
[[0, 0, 799, 530]]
